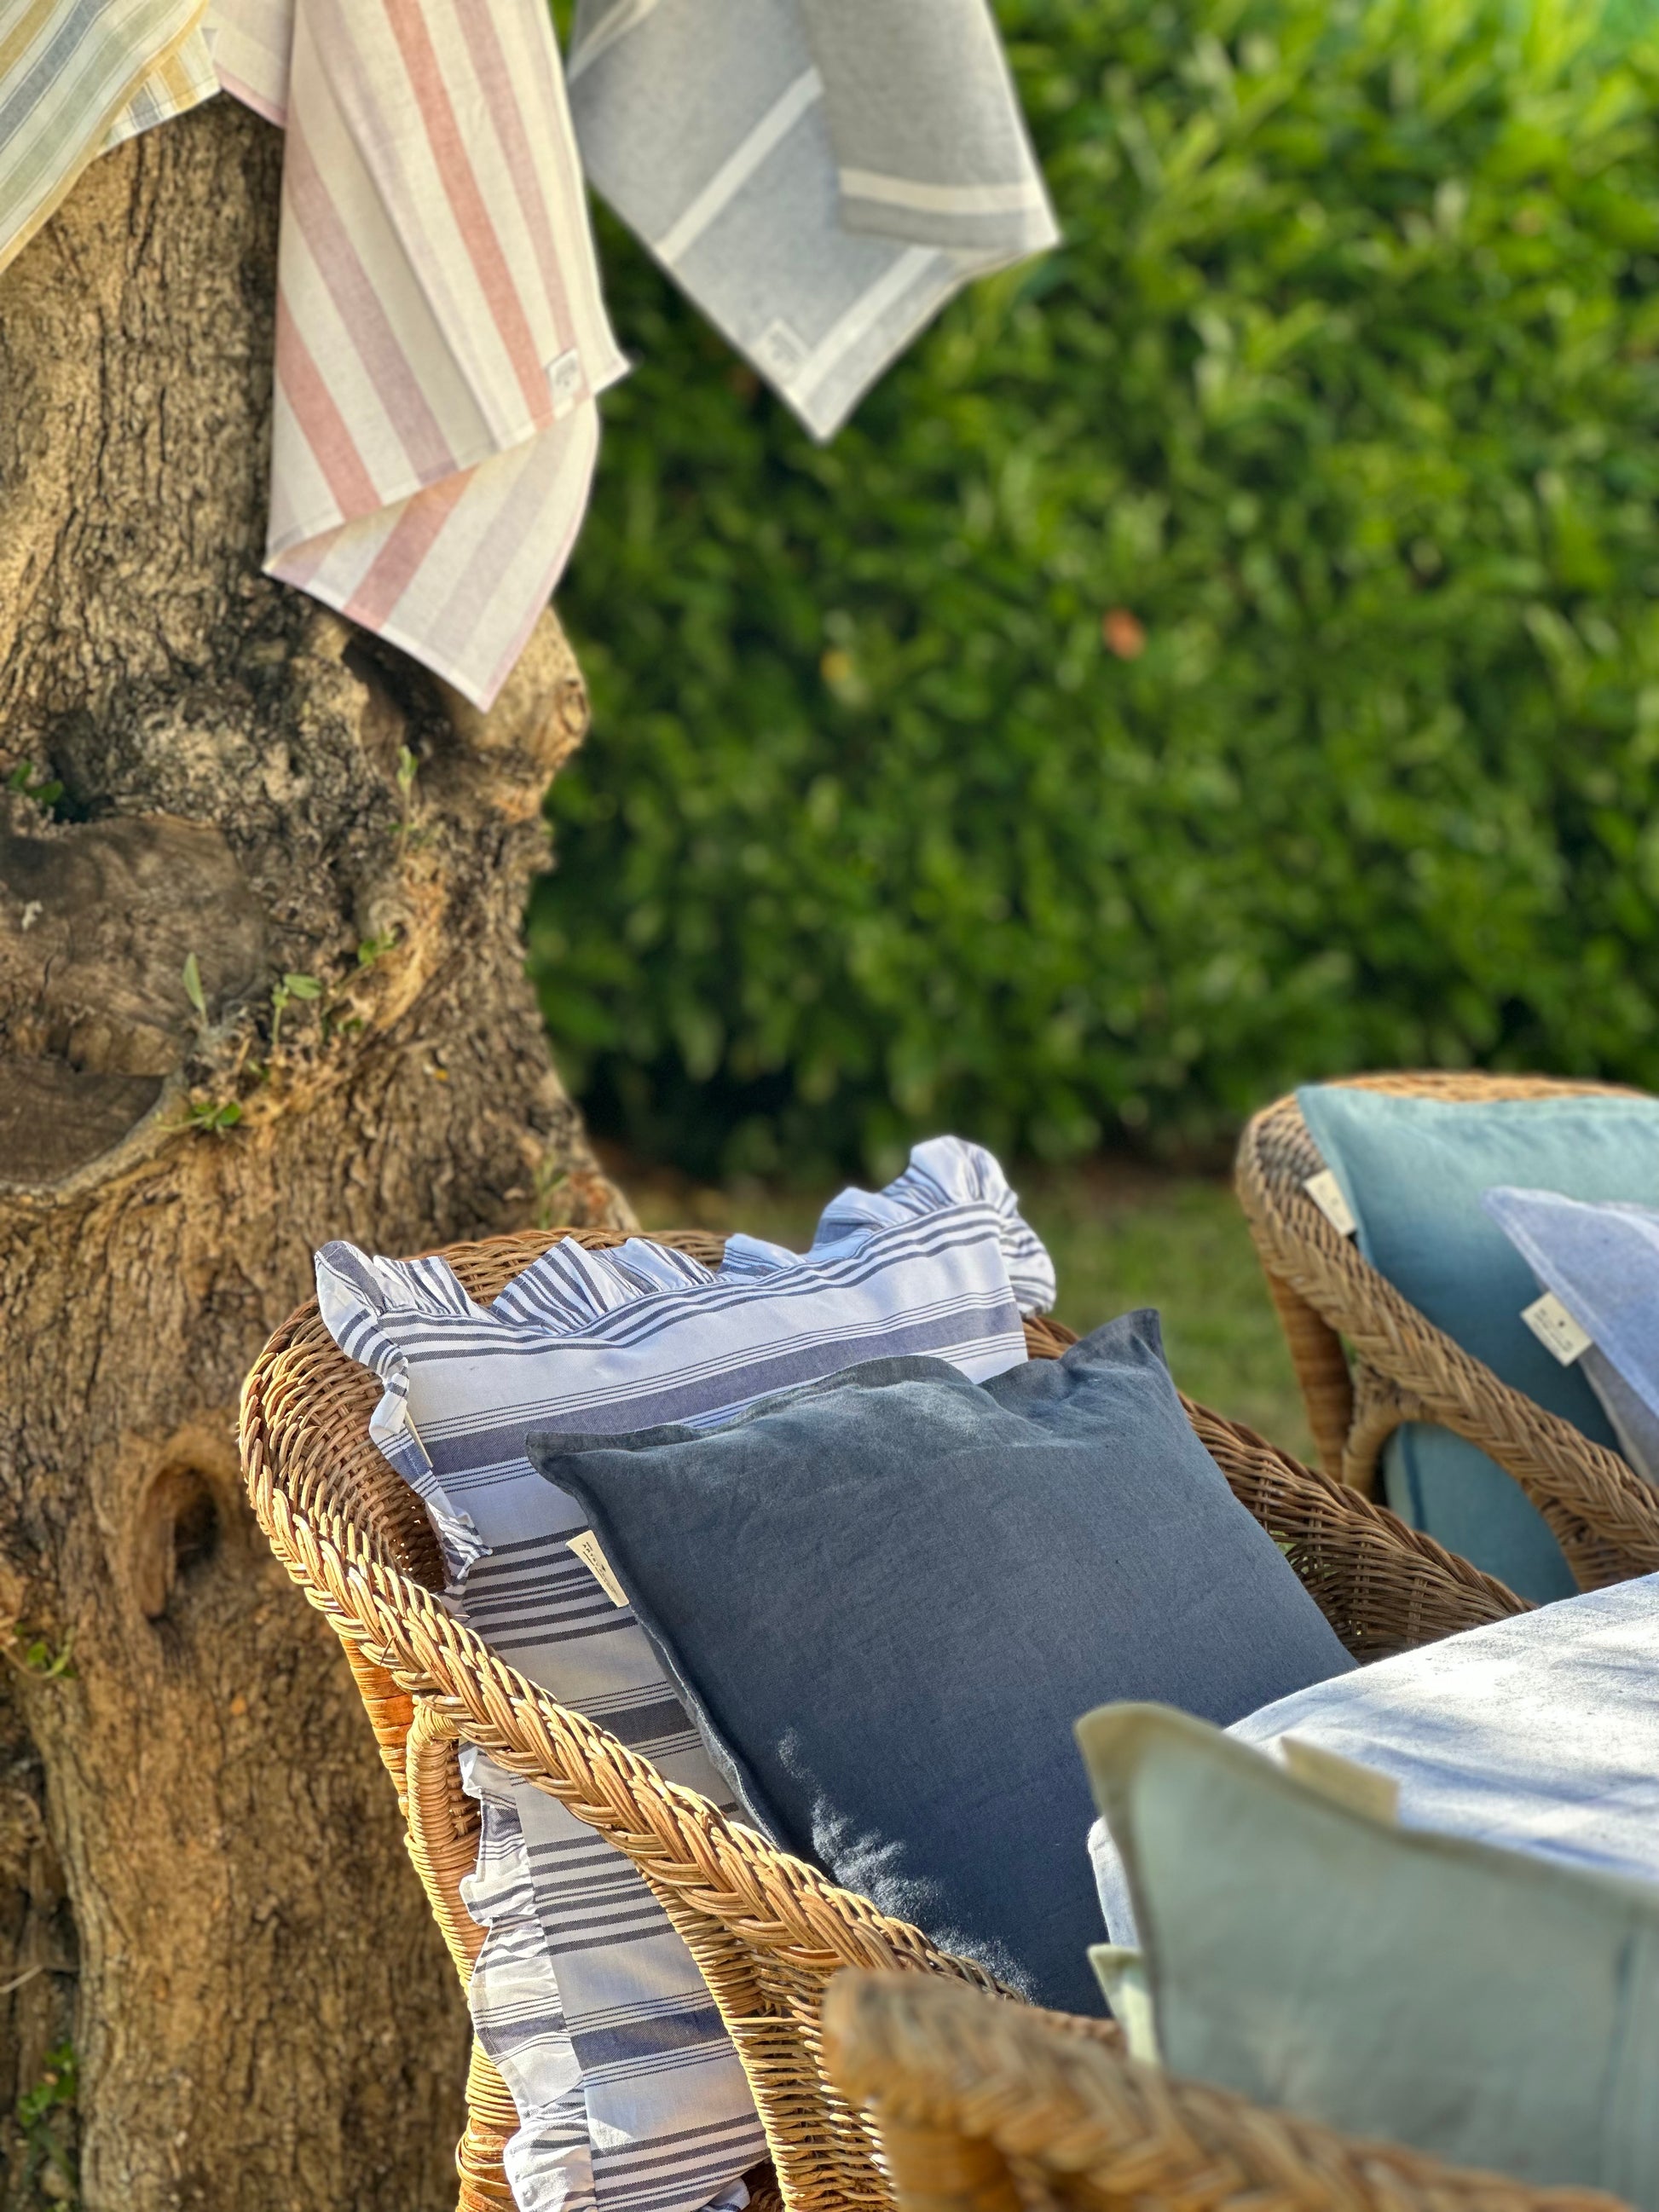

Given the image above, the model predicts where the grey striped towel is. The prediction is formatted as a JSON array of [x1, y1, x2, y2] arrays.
[[567, 0, 1060, 438]]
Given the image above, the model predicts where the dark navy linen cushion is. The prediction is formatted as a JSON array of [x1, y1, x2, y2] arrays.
[[527, 1312, 1355, 2016]]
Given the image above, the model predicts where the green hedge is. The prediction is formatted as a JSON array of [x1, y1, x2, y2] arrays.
[[531, 0, 1659, 1179]]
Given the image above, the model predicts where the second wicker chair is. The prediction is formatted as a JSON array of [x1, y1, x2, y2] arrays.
[[1236, 1072, 1659, 1590]]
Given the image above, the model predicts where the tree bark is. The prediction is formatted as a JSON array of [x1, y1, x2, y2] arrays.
[[0, 96, 628, 2211]]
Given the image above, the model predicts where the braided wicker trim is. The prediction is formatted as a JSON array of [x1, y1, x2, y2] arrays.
[[1235, 1076, 1659, 1586], [822, 1972, 1627, 2212], [242, 1365, 1009, 1990]]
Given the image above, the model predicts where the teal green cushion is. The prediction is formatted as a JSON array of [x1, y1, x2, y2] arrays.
[[1297, 1085, 1659, 1601], [1078, 1702, 1659, 2206]]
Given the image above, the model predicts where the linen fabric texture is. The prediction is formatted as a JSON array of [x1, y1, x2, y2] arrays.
[[316, 1137, 1053, 2212], [212, 0, 628, 709], [455, 1747, 754, 2212], [1484, 1186, 1659, 1485], [1296, 1084, 1659, 1601], [1089, 1573, 1659, 1943], [2, 0, 625, 708], [565, 0, 1059, 439], [529, 1311, 1354, 2019], [0, 0, 217, 280], [8, 0, 1056, 702], [1078, 1701, 1659, 2208]]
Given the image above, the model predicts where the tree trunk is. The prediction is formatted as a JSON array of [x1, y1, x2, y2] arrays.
[[0, 96, 628, 2211]]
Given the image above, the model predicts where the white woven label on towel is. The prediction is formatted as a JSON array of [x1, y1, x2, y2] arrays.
[[754, 320, 809, 377], [1304, 1170, 1357, 1239], [1522, 1291, 1593, 1366], [548, 349, 587, 413], [569, 1529, 629, 1608]]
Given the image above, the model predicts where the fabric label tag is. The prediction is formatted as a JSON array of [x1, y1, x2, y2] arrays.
[[1280, 1736, 1400, 1824], [569, 1528, 628, 1608], [1521, 1291, 1592, 1366], [1088, 1945, 1159, 2064], [754, 320, 809, 379], [1303, 1170, 1357, 1238], [546, 348, 585, 416]]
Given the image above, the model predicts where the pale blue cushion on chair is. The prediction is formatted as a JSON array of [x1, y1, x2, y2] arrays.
[[1078, 1699, 1659, 2206], [1296, 1084, 1659, 1602]]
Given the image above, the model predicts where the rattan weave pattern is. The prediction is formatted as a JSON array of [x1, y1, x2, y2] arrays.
[[822, 1972, 1627, 2212], [1235, 1073, 1659, 1590], [239, 1225, 1529, 2212]]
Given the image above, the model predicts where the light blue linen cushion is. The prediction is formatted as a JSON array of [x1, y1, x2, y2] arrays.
[[1078, 1697, 1659, 2206], [1297, 1084, 1659, 1600]]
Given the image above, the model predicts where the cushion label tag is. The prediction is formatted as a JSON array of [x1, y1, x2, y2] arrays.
[[1281, 1736, 1400, 1824], [569, 1528, 629, 1608], [1521, 1291, 1592, 1366], [1304, 1170, 1357, 1238]]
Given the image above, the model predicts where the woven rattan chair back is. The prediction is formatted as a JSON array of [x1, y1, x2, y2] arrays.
[[1235, 1072, 1659, 1590], [240, 1224, 1529, 2212], [822, 1971, 1627, 2212]]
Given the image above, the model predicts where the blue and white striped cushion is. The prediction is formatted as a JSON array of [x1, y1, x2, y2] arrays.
[[316, 1139, 1054, 2212]]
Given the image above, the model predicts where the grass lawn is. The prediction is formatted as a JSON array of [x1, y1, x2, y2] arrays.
[[610, 1152, 1314, 1462]]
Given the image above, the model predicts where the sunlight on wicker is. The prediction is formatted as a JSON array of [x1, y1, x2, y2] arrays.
[[239, 1225, 1529, 2212], [823, 1972, 1629, 2212], [1236, 1073, 1659, 1590]]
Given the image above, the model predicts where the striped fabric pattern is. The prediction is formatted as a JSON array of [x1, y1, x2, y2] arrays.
[[6, 0, 1052, 702], [1, 0, 622, 710], [317, 1139, 1055, 2212], [463, 1753, 758, 2212], [0, 0, 217, 280], [461, 1749, 760, 2212], [566, 0, 1058, 439], [107, 19, 215, 147], [211, 0, 628, 710]]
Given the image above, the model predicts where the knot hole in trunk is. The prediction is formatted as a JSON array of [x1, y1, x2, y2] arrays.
[[135, 1465, 223, 1623]]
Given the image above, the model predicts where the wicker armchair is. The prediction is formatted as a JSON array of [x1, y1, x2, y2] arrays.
[[238, 1224, 1529, 2212], [822, 1971, 1626, 2212], [1236, 1073, 1659, 1591]]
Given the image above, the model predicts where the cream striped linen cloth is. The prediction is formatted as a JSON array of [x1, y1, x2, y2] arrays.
[[2, 0, 625, 710], [108, 15, 215, 141], [0, 0, 217, 280], [212, 0, 628, 708], [567, 0, 1060, 440]]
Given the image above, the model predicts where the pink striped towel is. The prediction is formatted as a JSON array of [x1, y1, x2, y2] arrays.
[[214, 0, 627, 708]]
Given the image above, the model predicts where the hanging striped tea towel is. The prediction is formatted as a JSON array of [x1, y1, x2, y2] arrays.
[[566, 0, 1059, 438], [0, 0, 217, 280], [211, 0, 629, 709]]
